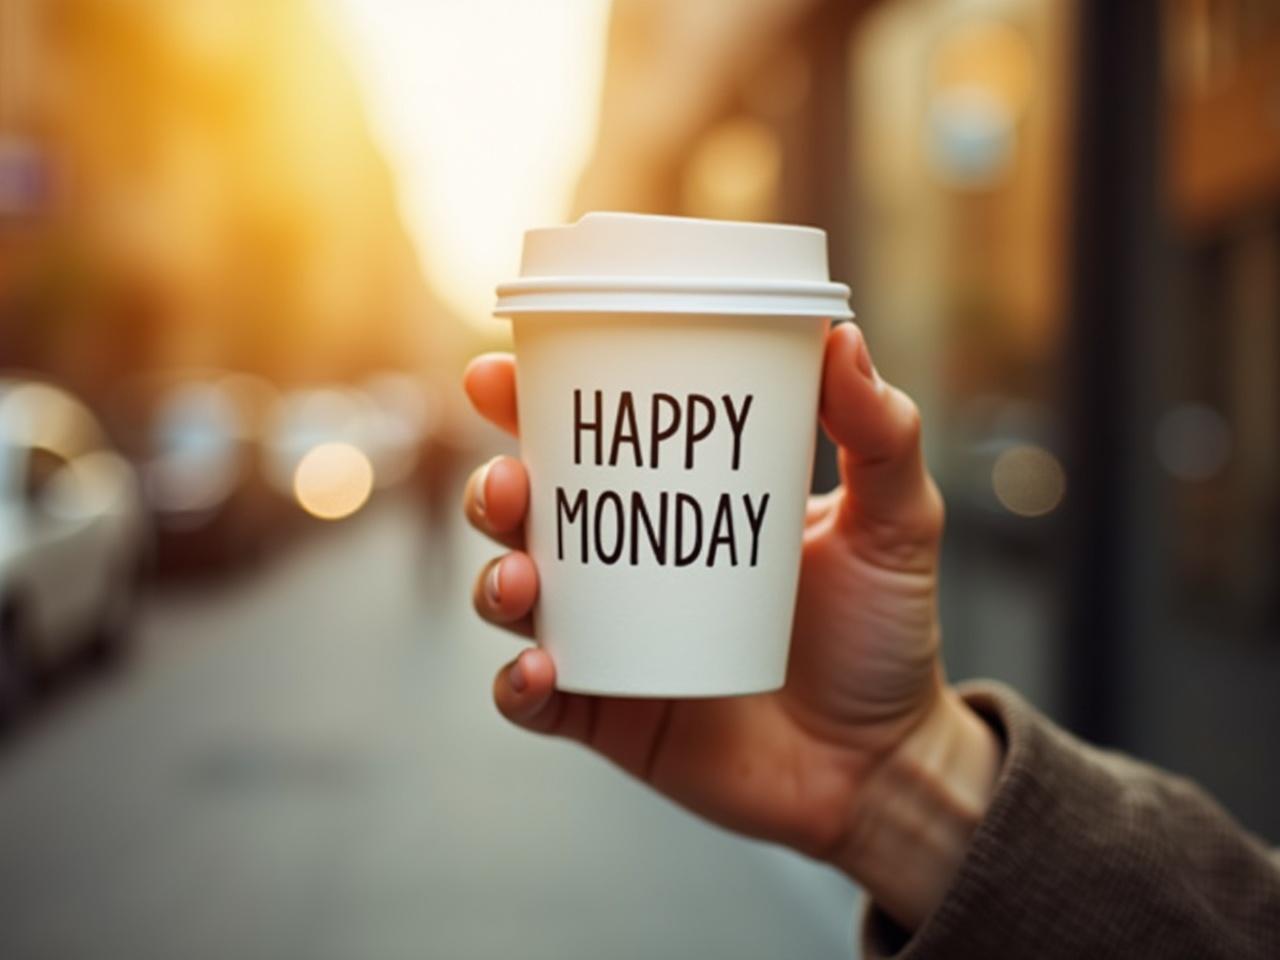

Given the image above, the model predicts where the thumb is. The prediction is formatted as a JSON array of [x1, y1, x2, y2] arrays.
[[818, 324, 944, 562]]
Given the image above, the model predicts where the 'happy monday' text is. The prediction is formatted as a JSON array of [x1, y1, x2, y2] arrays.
[[555, 389, 770, 568]]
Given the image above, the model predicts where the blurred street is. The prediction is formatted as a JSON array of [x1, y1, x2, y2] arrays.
[[0, 494, 858, 960]]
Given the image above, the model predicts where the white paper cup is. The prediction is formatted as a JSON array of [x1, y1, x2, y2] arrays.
[[495, 213, 851, 697]]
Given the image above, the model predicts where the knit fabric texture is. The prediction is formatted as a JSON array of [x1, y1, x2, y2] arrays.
[[862, 682, 1280, 959]]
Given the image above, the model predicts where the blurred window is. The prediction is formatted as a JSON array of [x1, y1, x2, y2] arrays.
[[847, 0, 1072, 712], [849, 0, 1069, 507], [1167, 0, 1280, 228]]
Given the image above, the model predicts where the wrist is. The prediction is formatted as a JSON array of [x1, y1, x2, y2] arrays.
[[832, 688, 1002, 931]]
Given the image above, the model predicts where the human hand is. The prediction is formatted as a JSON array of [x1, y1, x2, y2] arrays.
[[462, 323, 1000, 930]]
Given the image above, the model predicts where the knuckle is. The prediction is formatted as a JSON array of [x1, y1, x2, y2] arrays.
[[895, 494, 944, 556], [918, 477, 946, 542], [858, 390, 922, 467], [892, 393, 924, 457], [850, 481, 945, 570]]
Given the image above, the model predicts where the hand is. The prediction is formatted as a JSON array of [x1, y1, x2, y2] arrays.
[[462, 323, 1001, 930]]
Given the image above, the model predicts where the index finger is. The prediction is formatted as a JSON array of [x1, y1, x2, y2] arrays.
[[463, 353, 519, 437]]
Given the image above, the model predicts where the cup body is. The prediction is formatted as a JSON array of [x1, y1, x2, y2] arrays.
[[512, 311, 826, 697]]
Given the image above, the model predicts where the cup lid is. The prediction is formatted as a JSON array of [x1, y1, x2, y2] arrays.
[[494, 212, 853, 318]]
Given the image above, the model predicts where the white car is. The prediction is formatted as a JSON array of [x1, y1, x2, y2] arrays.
[[0, 379, 146, 718]]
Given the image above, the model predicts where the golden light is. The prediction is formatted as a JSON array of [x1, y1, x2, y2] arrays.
[[681, 117, 782, 222], [931, 19, 1036, 119], [292, 442, 375, 521], [992, 444, 1066, 517], [326, 0, 613, 327]]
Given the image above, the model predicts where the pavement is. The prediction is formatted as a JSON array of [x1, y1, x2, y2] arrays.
[[0, 495, 860, 960]]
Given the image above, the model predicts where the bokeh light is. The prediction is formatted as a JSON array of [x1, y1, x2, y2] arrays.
[[292, 441, 374, 520], [0, 381, 102, 459], [926, 18, 1035, 189], [991, 443, 1066, 517], [1155, 402, 1233, 481]]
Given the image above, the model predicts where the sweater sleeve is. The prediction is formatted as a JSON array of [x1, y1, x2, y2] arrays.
[[861, 681, 1280, 959]]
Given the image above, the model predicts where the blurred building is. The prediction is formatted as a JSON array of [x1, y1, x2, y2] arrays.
[[575, 0, 1280, 839], [0, 0, 455, 409]]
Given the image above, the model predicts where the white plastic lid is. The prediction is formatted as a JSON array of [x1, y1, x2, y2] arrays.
[[494, 212, 852, 318]]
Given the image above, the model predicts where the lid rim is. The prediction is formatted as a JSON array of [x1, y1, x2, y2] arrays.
[[496, 307, 855, 318], [494, 281, 853, 320], [497, 276, 850, 296]]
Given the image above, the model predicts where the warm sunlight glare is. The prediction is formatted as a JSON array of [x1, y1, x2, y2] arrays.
[[324, 0, 613, 328]]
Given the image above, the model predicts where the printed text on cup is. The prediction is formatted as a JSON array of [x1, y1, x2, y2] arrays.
[[555, 389, 770, 568]]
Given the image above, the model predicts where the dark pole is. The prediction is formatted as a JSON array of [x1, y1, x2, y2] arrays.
[[1060, 0, 1163, 745], [807, 0, 861, 494]]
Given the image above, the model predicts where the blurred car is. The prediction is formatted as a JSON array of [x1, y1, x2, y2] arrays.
[[111, 371, 286, 575], [0, 378, 147, 719]]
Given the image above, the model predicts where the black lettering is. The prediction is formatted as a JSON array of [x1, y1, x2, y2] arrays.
[[743, 493, 770, 567], [685, 394, 716, 469], [608, 391, 643, 467], [593, 491, 625, 565], [573, 389, 603, 466], [706, 493, 738, 567], [650, 393, 681, 468], [674, 492, 703, 566], [722, 394, 753, 471], [630, 490, 668, 565], [556, 487, 589, 562]]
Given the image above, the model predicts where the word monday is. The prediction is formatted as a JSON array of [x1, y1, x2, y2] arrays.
[[555, 389, 771, 568]]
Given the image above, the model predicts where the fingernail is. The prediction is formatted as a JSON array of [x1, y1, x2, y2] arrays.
[[474, 458, 495, 517], [509, 653, 528, 693], [486, 560, 503, 606]]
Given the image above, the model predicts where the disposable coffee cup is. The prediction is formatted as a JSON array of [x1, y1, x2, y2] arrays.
[[494, 212, 852, 697]]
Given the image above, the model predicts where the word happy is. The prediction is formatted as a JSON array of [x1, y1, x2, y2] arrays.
[[555, 389, 770, 568]]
